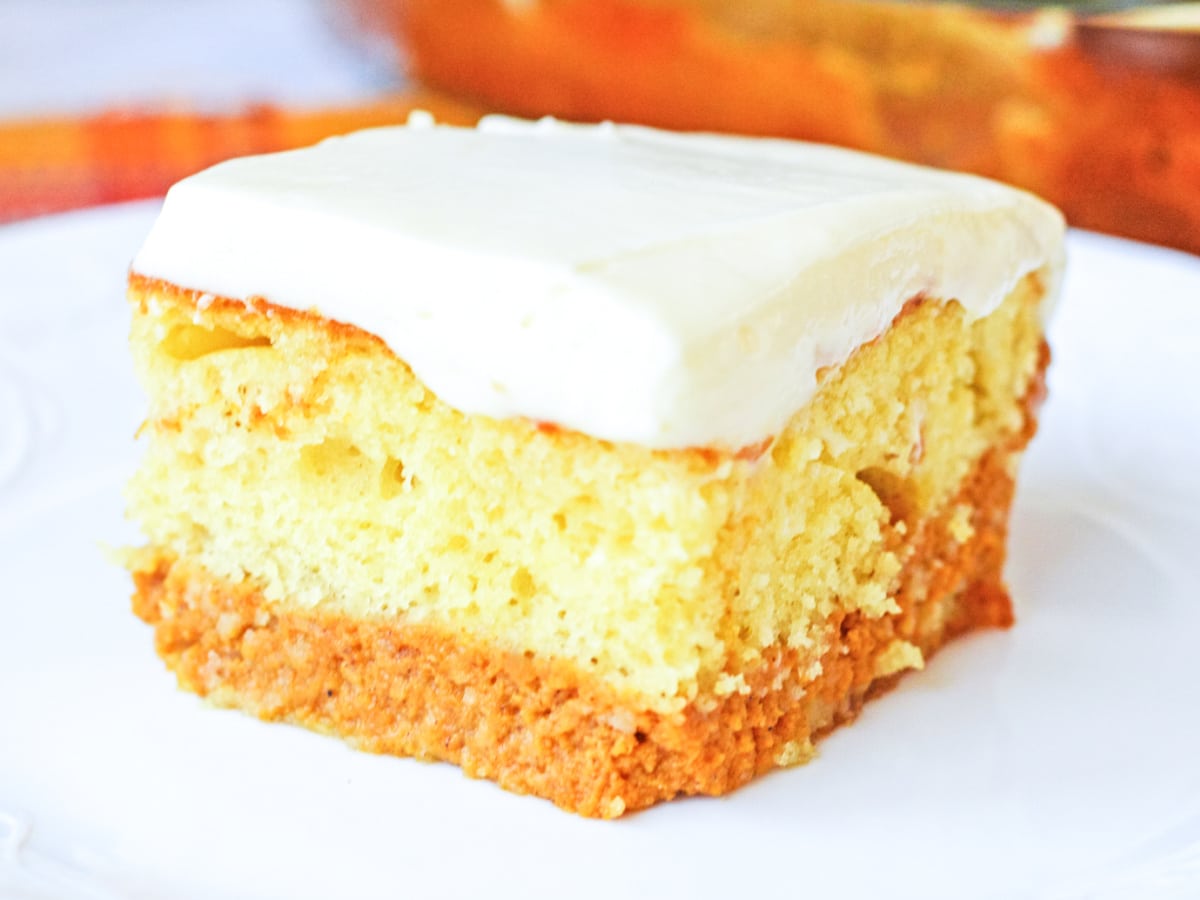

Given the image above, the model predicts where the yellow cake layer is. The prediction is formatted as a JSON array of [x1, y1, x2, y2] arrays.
[[126, 272, 1046, 712]]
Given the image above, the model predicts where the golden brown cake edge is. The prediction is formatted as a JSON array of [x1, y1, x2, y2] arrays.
[[128, 363, 1044, 819]]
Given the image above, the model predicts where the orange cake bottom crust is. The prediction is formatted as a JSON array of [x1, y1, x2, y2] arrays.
[[130, 354, 1044, 819]]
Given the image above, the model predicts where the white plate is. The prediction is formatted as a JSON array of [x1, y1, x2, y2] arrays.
[[1, 203, 1199, 900]]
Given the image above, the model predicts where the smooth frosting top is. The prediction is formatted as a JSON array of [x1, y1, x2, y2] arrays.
[[132, 114, 1064, 450]]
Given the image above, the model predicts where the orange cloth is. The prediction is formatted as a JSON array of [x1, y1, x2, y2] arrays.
[[0, 93, 483, 223]]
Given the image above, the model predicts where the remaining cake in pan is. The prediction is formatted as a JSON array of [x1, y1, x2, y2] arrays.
[[124, 115, 1063, 818], [369, 0, 1200, 256]]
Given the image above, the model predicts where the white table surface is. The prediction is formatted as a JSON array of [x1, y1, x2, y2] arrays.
[[0, 0, 395, 119]]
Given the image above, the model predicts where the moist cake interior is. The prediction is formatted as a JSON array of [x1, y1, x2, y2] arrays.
[[125, 268, 1048, 817]]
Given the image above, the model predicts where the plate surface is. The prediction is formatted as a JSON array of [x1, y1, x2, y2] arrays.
[[1, 203, 1199, 900]]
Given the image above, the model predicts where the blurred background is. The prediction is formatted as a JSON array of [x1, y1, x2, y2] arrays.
[[2, 0, 1198, 253]]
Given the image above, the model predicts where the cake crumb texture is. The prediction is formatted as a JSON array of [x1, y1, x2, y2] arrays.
[[124, 264, 1048, 815], [129, 434, 1030, 817], [126, 272, 1046, 711]]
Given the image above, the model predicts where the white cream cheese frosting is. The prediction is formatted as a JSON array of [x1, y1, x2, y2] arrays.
[[132, 114, 1065, 450]]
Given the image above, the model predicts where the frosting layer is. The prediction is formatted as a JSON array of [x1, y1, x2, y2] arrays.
[[132, 115, 1064, 449]]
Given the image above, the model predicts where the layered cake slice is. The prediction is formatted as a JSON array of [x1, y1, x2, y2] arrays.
[[124, 115, 1063, 818]]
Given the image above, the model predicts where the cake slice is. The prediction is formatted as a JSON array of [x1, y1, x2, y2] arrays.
[[124, 115, 1063, 818]]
